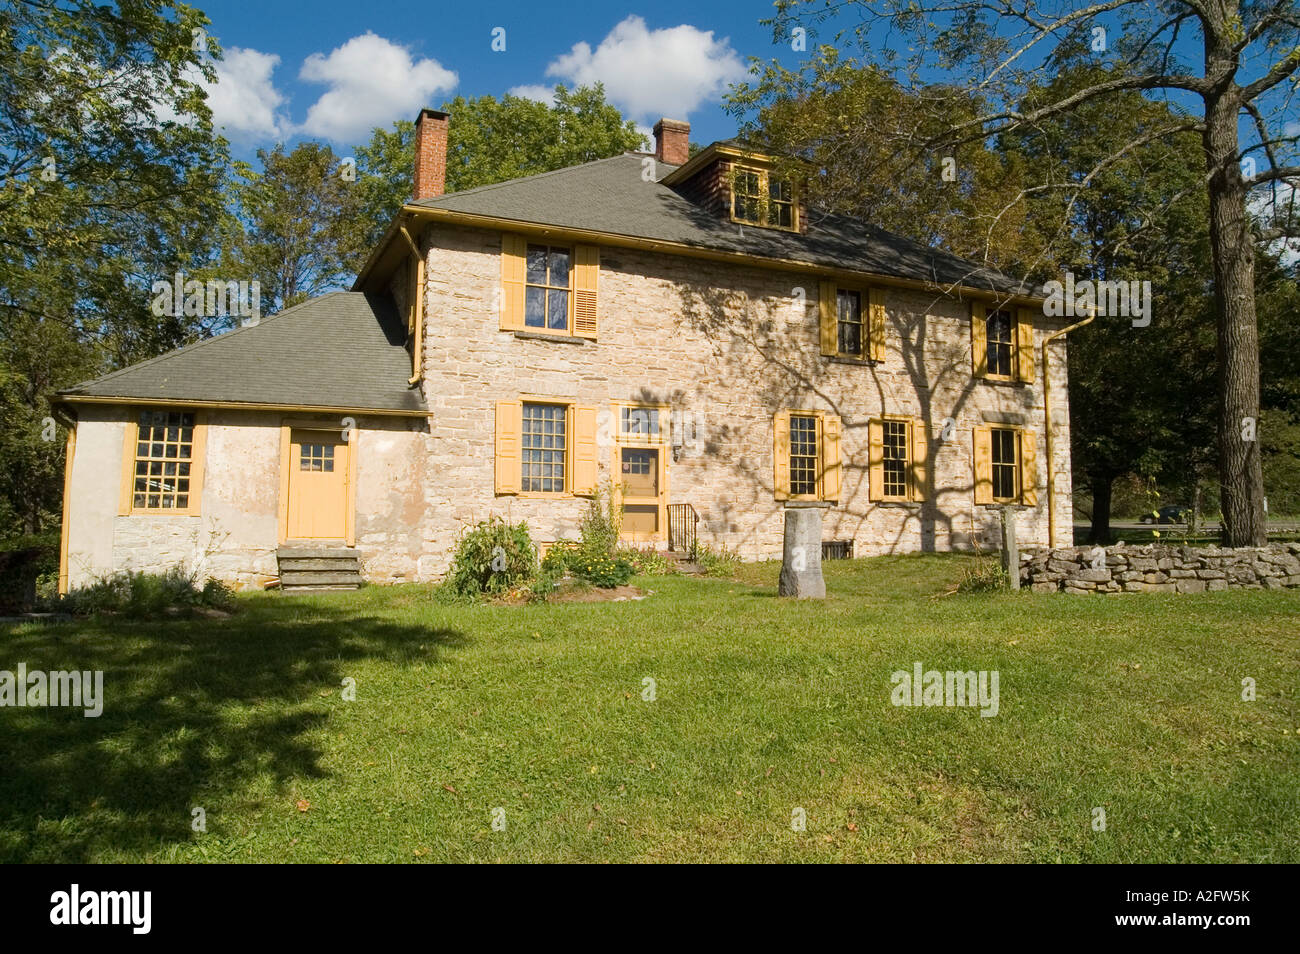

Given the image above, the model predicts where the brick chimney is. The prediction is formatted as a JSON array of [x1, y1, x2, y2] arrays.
[[653, 118, 690, 166], [413, 108, 450, 200]]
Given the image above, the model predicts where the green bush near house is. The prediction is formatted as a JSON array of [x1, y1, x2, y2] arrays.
[[444, 517, 538, 597], [57, 568, 236, 619]]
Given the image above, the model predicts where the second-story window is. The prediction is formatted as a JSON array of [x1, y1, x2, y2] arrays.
[[731, 166, 798, 230], [837, 289, 864, 357], [768, 175, 794, 228], [525, 245, 571, 332], [986, 309, 1014, 377]]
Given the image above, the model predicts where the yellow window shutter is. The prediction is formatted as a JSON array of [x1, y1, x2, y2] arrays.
[[910, 418, 928, 502], [973, 425, 993, 505], [773, 411, 791, 500], [818, 280, 837, 356], [868, 287, 887, 362], [573, 244, 599, 338], [494, 400, 522, 494], [820, 413, 842, 500], [118, 419, 137, 516], [572, 405, 598, 495], [500, 233, 527, 331], [1019, 428, 1038, 507], [971, 302, 988, 377], [1015, 307, 1035, 383], [867, 419, 884, 501], [186, 417, 207, 516]]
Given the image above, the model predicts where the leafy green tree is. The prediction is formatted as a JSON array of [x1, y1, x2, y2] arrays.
[[352, 84, 646, 258], [223, 143, 365, 314], [0, 0, 229, 537], [762, 0, 1300, 546]]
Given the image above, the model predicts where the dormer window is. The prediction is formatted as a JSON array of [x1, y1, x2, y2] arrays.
[[730, 165, 798, 231]]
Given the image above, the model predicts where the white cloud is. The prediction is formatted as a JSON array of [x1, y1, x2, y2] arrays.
[[541, 15, 746, 123], [196, 47, 290, 143], [508, 84, 556, 104], [297, 33, 457, 143]]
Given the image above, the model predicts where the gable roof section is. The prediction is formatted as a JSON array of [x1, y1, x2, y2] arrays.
[[58, 292, 425, 415], [403, 153, 1037, 298]]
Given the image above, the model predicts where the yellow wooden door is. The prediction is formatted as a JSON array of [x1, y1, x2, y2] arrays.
[[618, 446, 665, 542], [287, 429, 348, 540]]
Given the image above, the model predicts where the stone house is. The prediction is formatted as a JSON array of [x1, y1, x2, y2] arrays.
[[54, 110, 1073, 591]]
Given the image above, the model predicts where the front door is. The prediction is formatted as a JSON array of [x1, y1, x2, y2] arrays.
[[618, 446, 665, 542], [286, 428, 348, 540]]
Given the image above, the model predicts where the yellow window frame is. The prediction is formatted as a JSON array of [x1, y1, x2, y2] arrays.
[[118, 409, 207, 517], [729, 163, 800, 232]]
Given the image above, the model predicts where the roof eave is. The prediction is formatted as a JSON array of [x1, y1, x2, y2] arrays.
[[400, 203, 1045, 305], [54, 393, 428, 418]]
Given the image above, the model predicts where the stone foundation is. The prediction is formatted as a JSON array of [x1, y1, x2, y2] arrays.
[[1019, 542, 1300, 593]]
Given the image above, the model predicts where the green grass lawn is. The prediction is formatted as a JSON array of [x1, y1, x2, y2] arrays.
[[2, 554, 1297, 863]]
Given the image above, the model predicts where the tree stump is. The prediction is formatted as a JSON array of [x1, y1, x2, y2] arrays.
[[779, 505, 826, 599]]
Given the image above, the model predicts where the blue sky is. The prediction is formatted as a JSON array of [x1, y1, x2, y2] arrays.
[[192, 0, 802, 159]]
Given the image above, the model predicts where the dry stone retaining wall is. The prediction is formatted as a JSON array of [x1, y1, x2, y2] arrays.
[[1019, 543, 1300, 594]]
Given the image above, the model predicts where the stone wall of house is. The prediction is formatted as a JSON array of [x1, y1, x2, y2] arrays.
[[416, 222, 1075, 572], [1019, 543, 1300, 593]]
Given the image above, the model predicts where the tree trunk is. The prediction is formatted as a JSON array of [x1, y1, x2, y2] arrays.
[[1088, 476, 1114, 544], [1203, 79, 1266, 546]]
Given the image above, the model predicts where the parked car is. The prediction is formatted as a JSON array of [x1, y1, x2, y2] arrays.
[[1140, 505, 1191, 525]]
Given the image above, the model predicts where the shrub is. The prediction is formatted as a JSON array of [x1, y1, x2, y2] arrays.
[[577, 483, 621, 556], [445, 517, 537, 597], [540, 539, 580, 577], [957, 555, 1009, 593], [621, 548, 679, 576], [573, 551, 634, 588], [696, 543, 741, 577], [60, 568, 237, 618]]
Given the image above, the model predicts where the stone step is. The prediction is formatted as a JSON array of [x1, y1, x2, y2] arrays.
[[277, 557, 361, 572], [279, 570, 361, 588], [278, 546, 360, 560]]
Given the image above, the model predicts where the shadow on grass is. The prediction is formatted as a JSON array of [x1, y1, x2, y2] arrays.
[[0, 596, 466, 862]]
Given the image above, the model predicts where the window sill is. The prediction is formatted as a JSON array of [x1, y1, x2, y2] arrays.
[[978, 375, 1026, 386], [514, 330, 587, 345], [826, 355, 877, 367], [875, 499, 921, 508]]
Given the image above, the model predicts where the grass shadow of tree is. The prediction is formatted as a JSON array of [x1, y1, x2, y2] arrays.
[[0, 598, 467, 862]]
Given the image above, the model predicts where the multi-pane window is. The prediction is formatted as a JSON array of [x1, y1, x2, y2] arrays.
[[733, 169, 763, 224], [521, 403, 566, 492], [621, 449, 653, 475], [768, 176, 794, 228], [620, 406, 661, 441], [986, 309, 1014, 376], [132, 410, 195, 511], [300, 443, 335, 472], [790, 414, 819, 496], [883, 420, 910, 498], [525, 244, 571, 331], [991, 427, 1018, 500], [732, 167, 797, 229], [837, 289, 864, 357]]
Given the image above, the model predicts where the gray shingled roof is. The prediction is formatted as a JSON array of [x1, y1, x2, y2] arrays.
[[412, 153, 1038, 297], [59, 292, 424, 413]]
